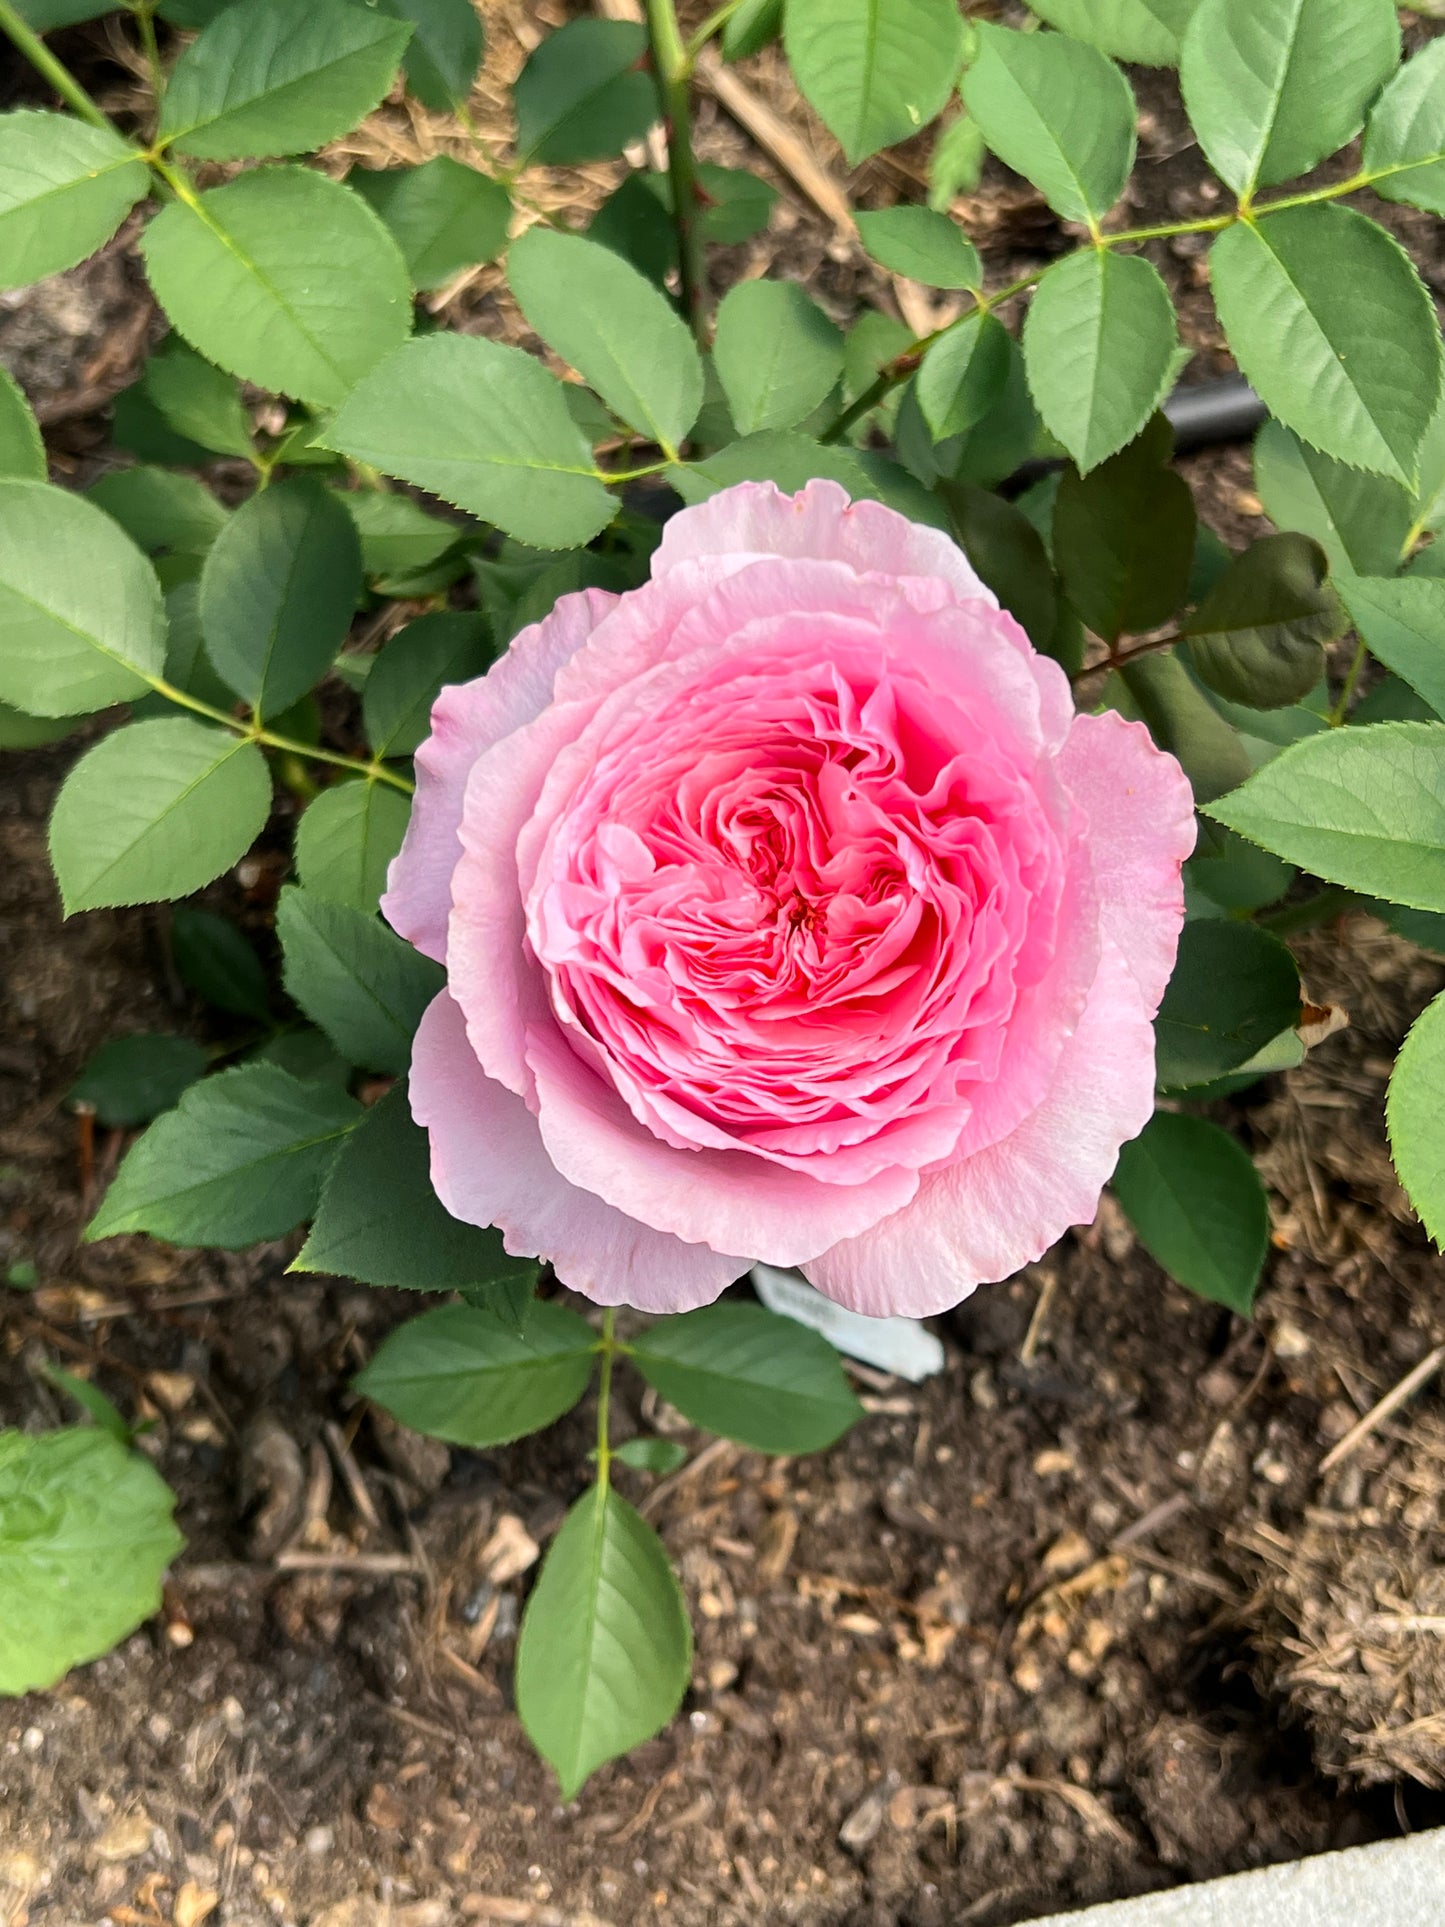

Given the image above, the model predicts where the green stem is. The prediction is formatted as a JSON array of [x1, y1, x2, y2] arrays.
[[146, 677, 415, 793], [643, 0, 708, 345], [0, 0, 113, 129], [595, 1308, 617, 1489], [816, 163, 1438, 443], [1329, 637, 1368, 726], [685, 0, 748, 58]]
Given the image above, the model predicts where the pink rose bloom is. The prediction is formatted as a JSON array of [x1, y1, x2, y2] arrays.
[[384, 481, 1194, 1318]]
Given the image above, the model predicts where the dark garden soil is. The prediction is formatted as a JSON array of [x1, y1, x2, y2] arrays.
[[5, 7, 1445, 1925]]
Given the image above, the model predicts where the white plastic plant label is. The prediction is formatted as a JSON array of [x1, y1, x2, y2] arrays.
[[751, 1264, 946, 1383]]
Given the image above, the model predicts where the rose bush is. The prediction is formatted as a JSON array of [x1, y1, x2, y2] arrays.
[[389, 479, 1196, 1317]]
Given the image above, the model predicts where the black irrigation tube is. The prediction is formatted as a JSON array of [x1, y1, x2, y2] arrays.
[[1001, 372, 1267, 494]]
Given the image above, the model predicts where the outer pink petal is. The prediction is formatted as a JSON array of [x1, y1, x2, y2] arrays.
[[381, 588, 616, 962], [1058, 710, 1196, 1013], [804, 939, 1157, 1318], [410, 991, 742, 1312], [525, 1023, 920, 1269], [654, 478, 994, 606]]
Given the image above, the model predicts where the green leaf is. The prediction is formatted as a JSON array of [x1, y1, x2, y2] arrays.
[[296, 1079, 538, 1302], [785, 0, 964, 165], [0, 479, 165, 717], [0, 112, 149, 292], [363, 610, 491, 758], [0, 365, 44, 481], [1253, 420, 1413, 578], [938, 480, 1058, 651], [1026, 0, 1200, 66], [198, 477, 361, 719], [1387, 990, 1445, 1245], [1337, 576, 1445, 721], [1054, 419, 1195, 642], [87, 467, 228, 560], [1111, 1113, 1268, 1315], [1366, 37, 1445, 219], [294, 779, 412, 913], [671, 432, 933, 522], [630, 1303, 862, 1454], [1183, 532, 1341, 709], [916, 311, 1010, 443], [350, 155, 510, 290], [87, 1061, 360, 1246], [722, 0, 781, 60], [516, 1483, 691, 1799], [49, 719, 272, 915], [141, 337, 253, 460], [355, 1299, 594, 1447], [337, 489, 468, 579], [141, 167, 413, 410], [40, 1363, 132, 1446], [929, 112, 986, 210], [325, 333, 615, 549], [0, 1429, 182, 1696], [1207, 721, 1445, 913], [612, 1436, 688, 1475], [1382, 903, 1445, 956], [1023, 249, 1181, 474], [855, 207, 981, 290], [508, 228, 702, 454], [374, 0, 483, 113], [512, 19, 658, 167], [276, 886, 440, 1074], [68, 1034, 209, 1128], [171, 905, 272, 1021], [111, 385, 215, 470], [1180, 0, 1399, 196], [1210, 207, 1442, 489], [159, 0, 412, 160], [711, 279, 844, 438], [1118, 652, 1252, 804], [1155, 918, 1300, 1089], [961, 24, 1136, 225]]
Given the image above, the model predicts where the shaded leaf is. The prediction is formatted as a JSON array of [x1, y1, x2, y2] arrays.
[[712, 279, 844, 437], [67, 1034, 209, 1128], [363, 611, 491, 759], [276, 886, 441, 1074], [171, 905, 271, 1022], [1184, 532, 1341, 708], [1054, 418, 1195, 641], [1155, 918, 1300, 1089], [1253, 420, 1413, 578], [512, 19, 657, 167], [1111, 1113, 1267, 1314], [1387, 990, 1445, 1244], [350, 156, 510, 291], [1337, 575, 1445, 720], [916, 311, 1010, 443]]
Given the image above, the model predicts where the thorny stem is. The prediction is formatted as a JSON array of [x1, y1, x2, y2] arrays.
[[1070, 631, 1185, 685], [0, 0, 113, 128], [595, 1309, 618, 1489], [643, 0, 708, 345], [147, 677, 415, 794], [818, 164, 1443, 442]]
